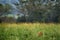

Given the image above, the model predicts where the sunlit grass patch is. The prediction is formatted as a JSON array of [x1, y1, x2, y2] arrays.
[[0, 23, 60, 40]]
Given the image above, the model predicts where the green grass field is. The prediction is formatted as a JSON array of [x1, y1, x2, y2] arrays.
[[0, 23, 60, 40]]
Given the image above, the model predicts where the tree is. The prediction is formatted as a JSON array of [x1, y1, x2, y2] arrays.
[[53, 2, 60, 22], [0, 4, 5, 16]]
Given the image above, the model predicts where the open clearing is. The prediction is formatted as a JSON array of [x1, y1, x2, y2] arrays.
[[0, 23, 60, 40]]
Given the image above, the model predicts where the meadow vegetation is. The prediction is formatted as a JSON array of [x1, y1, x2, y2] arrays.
[[0, 23, 60, 40]]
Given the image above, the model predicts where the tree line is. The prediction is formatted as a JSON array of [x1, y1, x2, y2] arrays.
[[0, 0, 60, 23]]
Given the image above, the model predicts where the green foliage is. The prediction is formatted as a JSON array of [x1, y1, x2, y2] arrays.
[[0, 0, 60, 23], [0, 23, 60, 40], [0, 4, 5, 15]]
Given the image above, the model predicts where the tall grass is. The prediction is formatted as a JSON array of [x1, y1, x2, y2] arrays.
[[0, 23, 60, 40]]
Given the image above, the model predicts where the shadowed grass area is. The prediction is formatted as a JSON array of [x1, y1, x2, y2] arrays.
[[0, 23, 60, 40]]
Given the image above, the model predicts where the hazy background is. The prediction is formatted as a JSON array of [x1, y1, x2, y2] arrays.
[[0, 0, 60, 23]]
